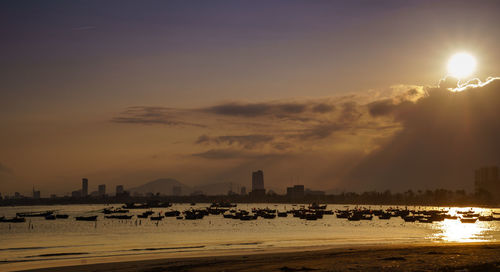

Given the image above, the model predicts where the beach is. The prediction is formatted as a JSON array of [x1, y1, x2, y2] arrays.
[[18, 243, 500, 272]]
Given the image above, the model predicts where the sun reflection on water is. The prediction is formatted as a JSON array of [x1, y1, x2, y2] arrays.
[[431, 207, 497, 242], [434, 220, 486, 242]]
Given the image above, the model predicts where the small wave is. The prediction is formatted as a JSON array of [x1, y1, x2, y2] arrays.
[[27, 252, 89, 258], [130, 245, 205, 251], [0, 246, 69, 251], [222, 242, 262, 246]]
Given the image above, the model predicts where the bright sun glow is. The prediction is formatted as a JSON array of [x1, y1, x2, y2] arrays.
[[447, 52, 477, 79]]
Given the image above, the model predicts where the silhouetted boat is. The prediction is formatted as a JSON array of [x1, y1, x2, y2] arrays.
[[150, 216, 164, 221], [75, 215, 98, 221], [164, 211, 180, 217], [277, 212, 287, 217], [403, 216, 416, 222], [17, 211, 54, 217], [478, 216, 493, 221], [378, 213, 391, 220], [55, 214, 69, 219], [460, 217, 477, 223], [1, 217, 26, 223], [45, 215, 56, 220]]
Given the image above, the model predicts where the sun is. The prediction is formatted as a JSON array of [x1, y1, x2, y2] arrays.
[[447, 52, 476, 79]]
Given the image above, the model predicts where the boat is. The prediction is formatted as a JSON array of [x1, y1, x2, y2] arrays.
[[55, 214, 69, 219], [478, 216, 493, 221], [16, 211, 54, 217], [1, 217, 26, 223], [75, 216, 98, 221], [460, 217, 477, 223], [150, 216, 164, 221], [164, 211, 180, 217], [45, 215, 56, 220], [277, 212, 287, 217], [403, 216, 416, 222], [348, 215, 361, 221], [378, 213, 391, 220]]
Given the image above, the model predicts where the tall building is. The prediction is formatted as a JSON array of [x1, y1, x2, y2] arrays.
[[250, 170, 266, 197], [82, 178, 88, 197], [32, 186, 41, 199], [475, 166, 500, 198], [98, 184, 106, 197], [252, 170, 264, 191], [240, 186, 247, 195], [116, 185, 124, 196]]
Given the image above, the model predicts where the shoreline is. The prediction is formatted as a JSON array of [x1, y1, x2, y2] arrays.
[[11, 242, 500, 272]]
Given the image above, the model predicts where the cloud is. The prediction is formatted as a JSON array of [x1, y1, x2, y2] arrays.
[[192, 149, 285, 160], [196, 134, 274, 149], [347, 77, 500, 191], [112, 106, 206, 127]]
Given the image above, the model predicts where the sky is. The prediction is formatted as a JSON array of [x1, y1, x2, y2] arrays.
[[1, 0, 500, 196]]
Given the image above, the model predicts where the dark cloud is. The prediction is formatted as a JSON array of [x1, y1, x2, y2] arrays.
[[294, 122, 345, 140], [203, 101, 329, 119], [338, 101, 362, 122], [195, 134, 274, 149], [312, 103, 336, 113], [195, 134, 211, 144], [192, 149, 283, 160], [347, 78, 500, 191], [112, 106, 205, 127]]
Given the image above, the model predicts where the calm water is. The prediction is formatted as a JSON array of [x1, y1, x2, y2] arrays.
[[1, 204, 499, 269]]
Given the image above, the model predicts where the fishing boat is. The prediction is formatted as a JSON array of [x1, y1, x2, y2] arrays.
[[1, 217, 26, 223], [478, 216, 493, 221], [16, 211, 54, 217], [403, 216, 416, 222], [460, 217, 477, 223], [75, 215, 98, 221], [277, 212, 287, 217]]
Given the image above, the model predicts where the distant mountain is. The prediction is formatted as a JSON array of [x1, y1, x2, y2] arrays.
[[129, 178, 192, 195]]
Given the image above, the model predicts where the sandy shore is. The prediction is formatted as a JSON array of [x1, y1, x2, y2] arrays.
[[16, 242, 500, 272]]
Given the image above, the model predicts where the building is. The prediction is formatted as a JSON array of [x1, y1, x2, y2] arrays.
[[32, 186, 41, 199], [71, 190, 81, 198], [98, 184, 106, 197], [475, 166, 500, 198], [82, 178, 88, 197], [250, 170, 265, 197], [172, 186, 182, 196], [305, 189, 326, 196], [287, 185, 305, 199], [240, 186, 247, 195], [252, 170, 264, 191], [116, 185, 124, 196], [33, 190, 41, 199]]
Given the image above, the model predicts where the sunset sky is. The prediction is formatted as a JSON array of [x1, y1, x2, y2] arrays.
[[1, 0, 500, 196]]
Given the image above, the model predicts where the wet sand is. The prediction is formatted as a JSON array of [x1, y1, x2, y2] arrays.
[[19, 242, 500, 272]]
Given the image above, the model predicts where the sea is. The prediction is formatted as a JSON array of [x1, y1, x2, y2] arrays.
[[1, 203, 499, 270]]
